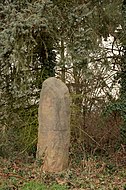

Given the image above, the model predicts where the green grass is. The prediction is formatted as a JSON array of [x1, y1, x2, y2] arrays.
[[0, 182, 68, 190], [49, 184, 68, 190], [21, 182, 68, 190], [21, 182, 47, 190]]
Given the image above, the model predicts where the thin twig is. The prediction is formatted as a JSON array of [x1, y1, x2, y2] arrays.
[[76, 126, 102, 148], [0, 172, 27, 180]]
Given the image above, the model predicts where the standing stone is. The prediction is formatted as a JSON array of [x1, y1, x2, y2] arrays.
[[37, 77, 70, 172]]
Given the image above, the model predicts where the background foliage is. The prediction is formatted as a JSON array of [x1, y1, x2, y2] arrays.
[[0, 0, 126, 159]]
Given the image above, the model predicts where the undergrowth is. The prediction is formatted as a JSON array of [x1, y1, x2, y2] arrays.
[[0, 147, 126, 190], [0, 104, 126, 190]]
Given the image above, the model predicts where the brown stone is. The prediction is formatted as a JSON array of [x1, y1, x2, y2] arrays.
[[37, 77, 70, 172]]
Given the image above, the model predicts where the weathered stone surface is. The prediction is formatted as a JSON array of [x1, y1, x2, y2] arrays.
[[37, 77, 70, 172]]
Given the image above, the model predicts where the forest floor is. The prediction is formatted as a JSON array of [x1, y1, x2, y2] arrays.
[[0, 151, 126, 190]]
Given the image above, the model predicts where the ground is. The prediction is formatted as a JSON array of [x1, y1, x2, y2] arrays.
[[0, 151, 126, 190]]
